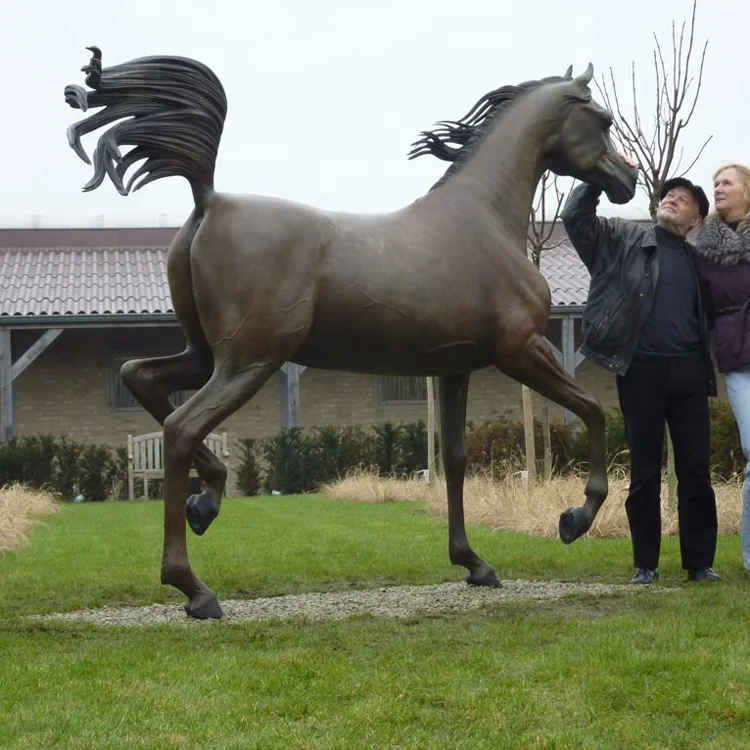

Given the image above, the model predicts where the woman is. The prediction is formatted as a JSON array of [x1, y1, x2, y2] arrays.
[[693, 163, 750, 576]]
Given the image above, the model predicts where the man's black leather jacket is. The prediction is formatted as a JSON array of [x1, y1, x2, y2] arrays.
[[561, 183, 716, 395]]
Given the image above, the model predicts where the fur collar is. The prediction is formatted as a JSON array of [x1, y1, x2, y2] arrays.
[[693, 215, 750, 266]]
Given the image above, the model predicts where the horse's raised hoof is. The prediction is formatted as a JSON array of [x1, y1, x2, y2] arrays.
[[559, 507, 592, 544], [466, 568, 502, 588], [184, 592, 223, 620], [186, 492, 218, 536]]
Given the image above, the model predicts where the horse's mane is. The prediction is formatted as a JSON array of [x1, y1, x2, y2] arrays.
[[408, 73, 571, 189]]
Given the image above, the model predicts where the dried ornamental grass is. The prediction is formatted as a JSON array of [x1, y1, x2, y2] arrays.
[[428, 471, 744, 537], [322, 469, 743, 538], [0, 483, 60, 553], [321, 468, 429, 503]]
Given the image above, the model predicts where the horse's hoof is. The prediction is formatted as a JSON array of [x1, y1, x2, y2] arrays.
[[184, 593, 223, 620], [186, 493, 218, 536], [559, 507, 591, 544], [466, 568, 502, 588]]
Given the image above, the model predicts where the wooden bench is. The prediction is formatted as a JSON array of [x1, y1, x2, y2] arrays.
[[127, 431, 230, 500]]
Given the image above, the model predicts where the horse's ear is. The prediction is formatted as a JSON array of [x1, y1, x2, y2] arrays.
[[573, 62, 594, 87], [564, 64, 573, 78]]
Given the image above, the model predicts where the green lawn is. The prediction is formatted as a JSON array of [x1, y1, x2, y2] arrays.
[[1, 496, 749, 749]]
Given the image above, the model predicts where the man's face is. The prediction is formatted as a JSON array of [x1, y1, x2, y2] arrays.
[[656, 187, 701, 235]]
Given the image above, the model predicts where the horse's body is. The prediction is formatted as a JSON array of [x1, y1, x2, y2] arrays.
[[179, 192, 548, 377], [64, 48, 637, 618]]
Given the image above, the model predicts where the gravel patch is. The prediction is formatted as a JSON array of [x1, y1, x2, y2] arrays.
[[32, 579, 674, 627]]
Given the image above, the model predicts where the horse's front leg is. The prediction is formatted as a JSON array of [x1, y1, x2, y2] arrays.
[[439, 373, 501, 587], [497, 333, 608, 543]]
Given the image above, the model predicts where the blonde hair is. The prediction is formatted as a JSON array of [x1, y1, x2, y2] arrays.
[[712, 163, 750, 227]]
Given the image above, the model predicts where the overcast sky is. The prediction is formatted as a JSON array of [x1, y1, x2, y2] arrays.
[[1, 0, 747, 227]]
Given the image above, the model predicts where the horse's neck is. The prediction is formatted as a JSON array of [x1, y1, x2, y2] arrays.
[[440, 87, 568, 244]]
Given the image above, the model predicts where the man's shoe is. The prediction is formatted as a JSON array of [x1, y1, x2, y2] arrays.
[[687, 566, 721, 582], [630, 568, 659, 584]]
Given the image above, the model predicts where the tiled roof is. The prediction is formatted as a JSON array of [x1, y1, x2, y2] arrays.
[[0, 243, 589, 318], [539, 243, 590, 306], [0, 247, 172, 317]]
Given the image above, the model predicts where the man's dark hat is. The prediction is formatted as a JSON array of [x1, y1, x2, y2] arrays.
[[660, 177, 710, 219]]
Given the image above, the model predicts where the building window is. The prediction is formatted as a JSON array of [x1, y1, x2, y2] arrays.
[[110, 358, 197, 412], [377, 375, 428, 405]]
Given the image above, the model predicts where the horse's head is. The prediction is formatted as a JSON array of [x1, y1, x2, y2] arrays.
[[543, 64, 637, 204]]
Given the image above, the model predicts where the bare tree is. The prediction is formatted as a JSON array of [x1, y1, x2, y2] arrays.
[[597, 0, 711, 505], [527, 171, 567, 267], [597, 0, 711, 219], [522, 171, 569, 481]]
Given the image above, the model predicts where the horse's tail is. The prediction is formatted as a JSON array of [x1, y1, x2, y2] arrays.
[[64, 46, 227, 213]]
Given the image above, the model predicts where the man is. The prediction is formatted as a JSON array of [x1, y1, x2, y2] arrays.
[[562, 164, 720, 584]]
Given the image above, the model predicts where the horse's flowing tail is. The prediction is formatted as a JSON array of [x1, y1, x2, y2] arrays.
[[64, 46, 227, 212]]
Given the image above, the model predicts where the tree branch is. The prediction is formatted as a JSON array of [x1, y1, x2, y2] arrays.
[[527, 173, 568, 267], [600, 0, 709, 219]]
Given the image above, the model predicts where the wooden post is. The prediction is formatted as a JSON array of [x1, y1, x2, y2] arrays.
[[433, 377, 442, 477], [11, 330, 64, 380], [127, 434, 135, 501], [280, 363, 306, 429], [279, 368, 290, 428], [0, 328, 63, 444], [426, 376, 435, 484], [0, 330, 15, 443], [561, 317, 576, 426], [522, 384, 537, 481], [287, 364, 301, 427], [542, 397, 552, 480]]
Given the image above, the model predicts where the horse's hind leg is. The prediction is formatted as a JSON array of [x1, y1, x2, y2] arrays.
[[120, 349, 226, 535], [161, 359, 281, 619], [440, 372, 501, 587], [497, 333, 608, 544]]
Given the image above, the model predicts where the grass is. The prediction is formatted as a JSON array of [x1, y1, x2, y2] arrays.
[[1, 494, 749, 749]]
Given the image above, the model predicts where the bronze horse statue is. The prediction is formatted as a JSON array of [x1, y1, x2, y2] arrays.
[[64, 47, 636, 619]]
